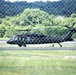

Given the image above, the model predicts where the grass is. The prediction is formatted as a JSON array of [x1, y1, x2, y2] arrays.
[[0, 50, 76, 75]]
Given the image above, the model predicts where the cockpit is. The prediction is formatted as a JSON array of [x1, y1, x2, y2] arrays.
[[11, 36, 18, 41], [7, 36, 18, 44]]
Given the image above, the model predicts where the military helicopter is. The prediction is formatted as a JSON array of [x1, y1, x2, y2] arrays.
[[6, 22, 76, 47]]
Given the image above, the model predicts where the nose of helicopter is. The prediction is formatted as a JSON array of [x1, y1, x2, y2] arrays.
[[7, 40, 13, 44], [7, 39, 17, 44], [7, 40, 11, 44]]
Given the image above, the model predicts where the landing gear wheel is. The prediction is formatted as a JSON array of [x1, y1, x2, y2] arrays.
[[18, 44, 22, 47], [23, 44, 26, 47], [52, 44, 54, 47]]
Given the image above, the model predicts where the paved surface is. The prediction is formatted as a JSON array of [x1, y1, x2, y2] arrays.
[[0, 40, 76, 50], [0, 47, 76, 50]]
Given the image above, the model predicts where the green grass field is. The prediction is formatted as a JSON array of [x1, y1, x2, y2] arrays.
[[0, 50, 76, 75]]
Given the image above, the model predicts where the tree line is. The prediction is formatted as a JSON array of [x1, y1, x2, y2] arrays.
[[0, 0, 76, 18], [0, 8, 76, 38]]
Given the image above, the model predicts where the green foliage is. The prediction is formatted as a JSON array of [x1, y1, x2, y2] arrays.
[[17, 8, 54, 26], [0, 8, 76, 38], [4, 29, 19, 38], [1, 8, 54, 27], [42, 26, 67, 36], [0, 25, 6, 37], [70, 13, 76, 18]]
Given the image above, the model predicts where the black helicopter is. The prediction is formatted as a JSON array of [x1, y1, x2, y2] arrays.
[[6, 22, 76, 47]]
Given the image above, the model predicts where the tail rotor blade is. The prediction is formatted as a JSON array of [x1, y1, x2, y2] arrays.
[[64, 22, 75, 29], [71, 22, 75, 28]]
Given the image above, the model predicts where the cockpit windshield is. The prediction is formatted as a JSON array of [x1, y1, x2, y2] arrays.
[[14, 36, 18, 41], [11, 36, 18, 41]]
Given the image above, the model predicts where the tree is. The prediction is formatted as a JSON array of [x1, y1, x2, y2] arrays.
[[0, 25, 6, 37], [70, 13, 76, 18]]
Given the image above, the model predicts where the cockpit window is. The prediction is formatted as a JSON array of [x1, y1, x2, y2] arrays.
[[27, 37, 30, 41], [11, 36, 16, 40], [11, 36, 18, 41], [14, 37, 18, 41]]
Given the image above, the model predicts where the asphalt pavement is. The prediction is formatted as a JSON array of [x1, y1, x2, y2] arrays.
[[0, 40, 76, 50]]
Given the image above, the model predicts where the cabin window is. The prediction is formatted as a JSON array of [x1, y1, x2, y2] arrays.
[[11, 36, 16, 41], [27, 37, 30, 41], [22, 38, 25, 41]]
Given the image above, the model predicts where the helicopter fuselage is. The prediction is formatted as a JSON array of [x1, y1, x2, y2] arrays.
[[6, 22, 76, 47], [7, 33, 73, 47]]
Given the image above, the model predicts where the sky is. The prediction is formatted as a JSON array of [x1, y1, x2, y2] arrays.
[[5, 0, 60, 2]]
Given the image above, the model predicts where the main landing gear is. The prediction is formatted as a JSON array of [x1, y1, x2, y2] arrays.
[[58, 43, 62, 47], [18, 43, 26, 47]]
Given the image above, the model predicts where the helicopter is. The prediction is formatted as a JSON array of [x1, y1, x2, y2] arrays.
[[6, 22, 76, 47]]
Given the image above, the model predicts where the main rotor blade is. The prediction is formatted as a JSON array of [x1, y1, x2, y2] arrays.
[[0, 29, 31, 31], [16, 29, 31, 31]]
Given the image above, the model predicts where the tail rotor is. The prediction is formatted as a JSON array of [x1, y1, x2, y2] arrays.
[[64, 22, 76, 32], [64, 22, 75, 28]]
